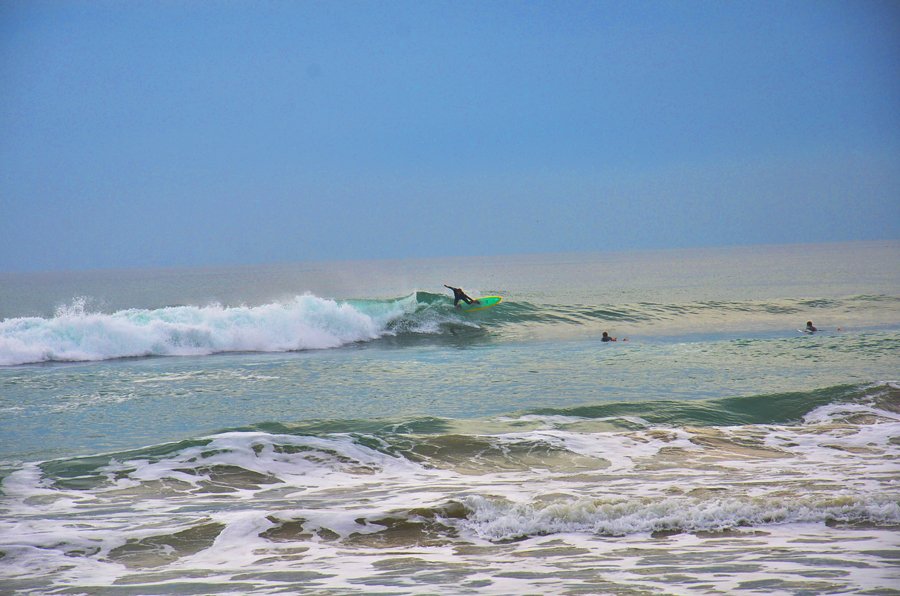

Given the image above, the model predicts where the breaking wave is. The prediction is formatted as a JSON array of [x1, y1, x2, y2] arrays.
[[0, 293, 473, 366], [2, 292, 897, 366]]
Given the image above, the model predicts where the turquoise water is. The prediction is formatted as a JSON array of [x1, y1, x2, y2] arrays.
[[1, 241, 898, 594]]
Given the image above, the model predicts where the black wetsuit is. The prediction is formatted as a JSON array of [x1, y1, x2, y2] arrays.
[[445, 285, 475, 306]]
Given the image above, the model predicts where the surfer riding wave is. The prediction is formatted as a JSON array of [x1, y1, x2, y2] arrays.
[[444, 285, 480, 308]]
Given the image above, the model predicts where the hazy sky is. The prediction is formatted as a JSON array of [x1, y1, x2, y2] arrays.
[[2, 0, 899, 272]]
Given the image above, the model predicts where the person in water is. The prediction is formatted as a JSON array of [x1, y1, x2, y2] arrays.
[[601, 331, 617, 342], [806, 321, 817, 333], [444, 285, 479, 307]]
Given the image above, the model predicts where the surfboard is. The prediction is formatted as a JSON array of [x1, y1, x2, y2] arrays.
[[458, 296, 502, 312]]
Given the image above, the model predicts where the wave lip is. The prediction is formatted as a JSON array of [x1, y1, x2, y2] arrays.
[[0, 294, 417, 366]]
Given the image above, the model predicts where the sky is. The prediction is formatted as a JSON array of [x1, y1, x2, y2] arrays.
[[1, 0, 899, 272]]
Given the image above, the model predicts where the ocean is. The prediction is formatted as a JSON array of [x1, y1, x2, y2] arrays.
[[1, 241, 898, 595]]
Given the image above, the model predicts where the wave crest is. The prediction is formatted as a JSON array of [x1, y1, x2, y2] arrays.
[[0, 294, 427, 365]]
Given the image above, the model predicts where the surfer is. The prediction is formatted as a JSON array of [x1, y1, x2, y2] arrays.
[[805, 321, 817, 333], [444, 285, 479, 308], [601, 331, 617, 342]]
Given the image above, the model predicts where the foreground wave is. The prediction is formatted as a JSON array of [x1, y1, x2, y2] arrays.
[[2, 383, 897, 593]]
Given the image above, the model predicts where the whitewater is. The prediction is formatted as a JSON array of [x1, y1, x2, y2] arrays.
[[1, 241, 898, 594], [0, 295, 419, 366]]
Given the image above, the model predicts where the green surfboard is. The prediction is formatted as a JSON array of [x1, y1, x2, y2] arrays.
[[458, 296, 503, 312]]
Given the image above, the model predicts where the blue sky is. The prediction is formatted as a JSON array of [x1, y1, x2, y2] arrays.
[[2, 0, 898, 272]]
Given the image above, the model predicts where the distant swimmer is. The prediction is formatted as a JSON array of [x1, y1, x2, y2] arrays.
[[805, 321, 817, 333], [602, 331, 617, 342], [444, 285, 480, 308]]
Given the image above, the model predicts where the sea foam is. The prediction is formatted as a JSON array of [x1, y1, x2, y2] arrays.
[[457, 493, 900, 541], [0, 294, 416, 366]]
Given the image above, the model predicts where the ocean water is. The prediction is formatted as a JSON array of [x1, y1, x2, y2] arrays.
[[1, 241, 898, 595]]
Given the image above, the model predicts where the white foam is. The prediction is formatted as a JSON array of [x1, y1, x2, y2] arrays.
[[492, 427, 698, 472], [3, 418, 900, 593], [90, 431, 432, 506], [501, 414, 652, 428], [0, 294, 415, 365], [802, 384, 900, 426], [458, 493, 900, 541]]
